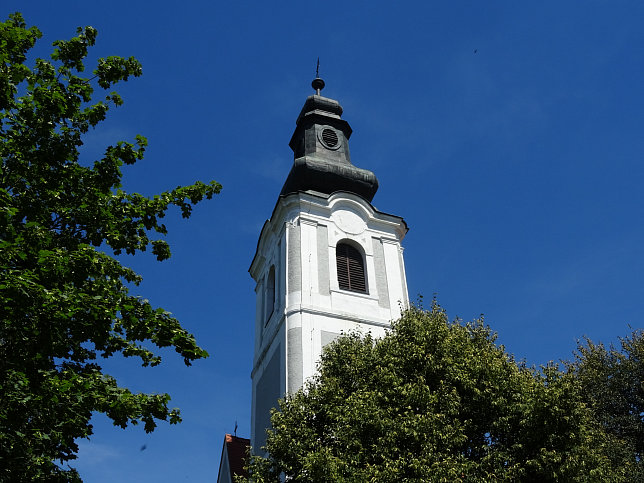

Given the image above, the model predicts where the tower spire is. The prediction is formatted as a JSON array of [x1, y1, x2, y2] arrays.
[[281, 78, 378, 201], [312, 58, 325, 95]]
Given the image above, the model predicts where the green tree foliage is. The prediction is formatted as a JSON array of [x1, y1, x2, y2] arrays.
[[0, 13, 220, 480], [247, 303, 616, 482], [569, 328, 644, 479]]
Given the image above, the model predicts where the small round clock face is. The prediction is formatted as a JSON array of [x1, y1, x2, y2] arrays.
[[332, 209, 366, 235]]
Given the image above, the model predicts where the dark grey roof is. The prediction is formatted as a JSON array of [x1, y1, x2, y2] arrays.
[[280, 83, 379, 202]]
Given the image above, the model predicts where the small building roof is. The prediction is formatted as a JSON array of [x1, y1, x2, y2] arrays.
[[216, 433, 250, 483]]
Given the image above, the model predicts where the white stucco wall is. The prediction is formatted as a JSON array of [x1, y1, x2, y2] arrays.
[[249, 191, 409, 452]]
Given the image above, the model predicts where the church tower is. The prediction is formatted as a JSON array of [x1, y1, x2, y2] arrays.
[[249, 78, 409, 452]]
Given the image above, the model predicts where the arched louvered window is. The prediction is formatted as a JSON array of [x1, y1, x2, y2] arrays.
[[336, 242, 367, 293], [265, 266, 275, 323]]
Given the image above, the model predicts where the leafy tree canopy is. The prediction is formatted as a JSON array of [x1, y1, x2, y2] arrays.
[[569, 328, 644, 479], [247, 303, 621, 482], [0, 13, 220, 481]]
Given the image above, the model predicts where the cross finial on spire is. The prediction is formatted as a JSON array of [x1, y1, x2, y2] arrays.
[[312, 58, 325, 95]]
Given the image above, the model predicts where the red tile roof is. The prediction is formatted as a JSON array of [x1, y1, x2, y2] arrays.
[[224, 434, 250, 478]]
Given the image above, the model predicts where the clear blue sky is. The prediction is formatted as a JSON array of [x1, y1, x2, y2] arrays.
[[4, 1, 644, 481]]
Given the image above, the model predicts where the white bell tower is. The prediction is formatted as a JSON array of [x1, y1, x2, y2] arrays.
[[249, 77, 409, 451]]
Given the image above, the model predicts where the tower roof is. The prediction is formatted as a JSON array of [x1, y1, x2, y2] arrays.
[[280, 77, 379, 202]]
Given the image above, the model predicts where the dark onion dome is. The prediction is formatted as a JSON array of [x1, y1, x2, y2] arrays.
[[280, 79, 379, 202]]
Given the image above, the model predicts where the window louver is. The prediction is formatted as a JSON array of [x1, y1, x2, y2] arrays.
[[266, 266, 275, 323], [336, 243, 367, 293], [321, 128, 339, 148]]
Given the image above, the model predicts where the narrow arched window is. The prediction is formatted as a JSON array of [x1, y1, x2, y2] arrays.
[[266, 266, 275, 323], [336, 242, 367, 293]]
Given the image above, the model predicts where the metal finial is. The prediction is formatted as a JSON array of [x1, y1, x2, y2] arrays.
[[312, 58, 325, 95]]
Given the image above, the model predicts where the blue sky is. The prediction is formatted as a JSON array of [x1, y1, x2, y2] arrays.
[[4, 1, 644, 481]]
